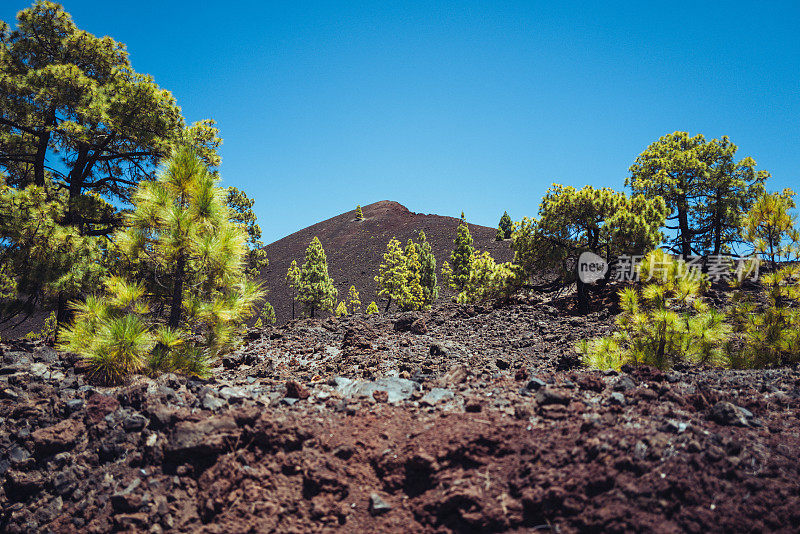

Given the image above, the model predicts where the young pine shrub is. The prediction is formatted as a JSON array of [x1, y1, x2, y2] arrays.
[[577, 249, 729, 371], [375, 237, 424, 312], [295, 237, 337, 317], [22, 311, 58, 342], [61, 278, 153, 383], [286, 260, 301, 320], [726, 191, 800, 367], [496, 211, 513, 240], [400, 239, 425, 311], [260, 302, 277, 325], [335, 301, 348, 317], [415, 231, 438, 308], [727, 266, 800, 368], [456, 252, 520, 304], [254, 302, 276, 327], [347, 285, 362, 314], [366, 301, 379, 315], [60, 148, 263, 382], [448, 213, 475, 292]]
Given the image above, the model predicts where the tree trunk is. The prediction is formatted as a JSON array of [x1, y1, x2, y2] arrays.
[[677, 202, 692, 258], [33, 131, 50, 187], [576, 277, 588, 315], [384, 295, 392, 313], [33, 108, 56, 187], [712, 188, 723, 255], [65, 147, 90, 227], [169, 251, 185, 328]]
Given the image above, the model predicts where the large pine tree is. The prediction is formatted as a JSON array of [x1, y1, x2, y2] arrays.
[[512, 184, 667, 313], [0, 2, 221, 232], [627, 132, 766, 256]]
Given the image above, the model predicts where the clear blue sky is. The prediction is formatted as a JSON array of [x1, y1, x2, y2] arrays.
[[3, 1, 799, 244]]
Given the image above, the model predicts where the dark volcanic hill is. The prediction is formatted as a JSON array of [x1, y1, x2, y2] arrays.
[[0, 200, 510, 338], [260, 200, 513, 324]]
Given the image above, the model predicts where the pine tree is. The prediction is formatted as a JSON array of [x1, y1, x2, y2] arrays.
[[375, 237, 409, 312], [296, 237, 337, 317], [497, 211, 513, 240], [60, 148, 263, 382], [415, 231, 438, 307], [355, 204, 364, 221], [512, 184, 668, 313], [0, 175, 108, 328], [441, 261, 453, 289], [742, 189, 798, 270], [627, 132, 767, 256], [401, 239, 425, 311], [450, 213, 475, 292], [457, 252, 520, 304], [335, 301, 348, 317], [366, 301, 379, 315], [260, 302, 276, 325], [727, 190, 800, 368], [0, 2, 221, 234], [226, 186, 269, 277], [286, 260, 300, 320], [347, 285, 362, 314], [577, 249, 729, 371]]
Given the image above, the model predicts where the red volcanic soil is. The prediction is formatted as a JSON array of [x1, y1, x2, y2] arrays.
[[260, 200, 512, 324], [2, 297, 800, 533]]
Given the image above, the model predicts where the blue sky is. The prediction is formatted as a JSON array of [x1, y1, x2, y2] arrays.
[[3, 1, 799, 244]]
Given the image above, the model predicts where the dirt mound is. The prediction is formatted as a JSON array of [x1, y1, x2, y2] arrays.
[[2, 296, 800, 532], [260, 200, 512, 324]]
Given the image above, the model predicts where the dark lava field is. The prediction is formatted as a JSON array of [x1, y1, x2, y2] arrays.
[[2, 290, 799, 533]]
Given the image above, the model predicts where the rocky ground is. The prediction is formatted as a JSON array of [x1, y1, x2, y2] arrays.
[[2, 290, 800, 533]]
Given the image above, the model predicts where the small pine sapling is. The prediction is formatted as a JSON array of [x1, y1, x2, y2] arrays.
[[456, 252, 520, 304], [335, 301, 348, 317], [366, 301, 379, 315], [440, 261, 453, 288], [260, 302, 277, 326], [355, 204, 364, 221], [497, 211, 513, 240], [60, 149, 263, 382], [347, 285, 362, 314], [286, 260, 300, 320]]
